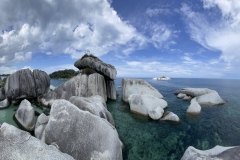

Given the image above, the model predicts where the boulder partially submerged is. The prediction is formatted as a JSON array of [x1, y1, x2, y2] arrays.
[[186, 101, 201, 115], [148, 107, 164, 120], [74, 55, 117, 80], [15, 99, 35, 131], [69, 95, 115, 126], [181, 145, 240, 160], [4, 69, 50, 100], [0, 98, 10, 109], [0, 123, 74, 160], [35, 113, 49, 141], [160, 112, 180, 122], [122, 78, 163, 103], [174, 88, 215, 97], [39, 73, 107, 106], [128, 94, 167, 117], [42, 100, 123, 160]]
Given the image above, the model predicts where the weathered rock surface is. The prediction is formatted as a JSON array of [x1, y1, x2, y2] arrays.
[[40, 73, 107, 107], [122, 78, 163, 103], [181, 145, 240, 160], [0, 123, 74, 160], [183, 96, 192, 101], [35, 113, 49, 141], [15, 99, 35, 131], [160, 112, 180, 122], [0, 87, 5, 100], [177, 93, 186, 99], [148, 107, 164, 120], [193, 91, 226, 106], [174, 88, 215, 97], [128, 94, 167, 116], [69, 95, 115, 126], [50, 85, 55, 91], [74, 55, 117, 80], [42, 100, 123, 160], [0, 98, 10, 109], [106, 80, 117, 100], [187, 102, 201, 115], [4, 69, 50, 100]]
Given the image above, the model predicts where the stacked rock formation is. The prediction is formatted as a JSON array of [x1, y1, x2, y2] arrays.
[[122, 78, 180, 122], [175, 88, 225, 115], [40, 55, 118, 107]]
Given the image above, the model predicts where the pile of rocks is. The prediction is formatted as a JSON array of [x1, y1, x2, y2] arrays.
[[122, 78, 180, 122], [175, 88, 225, 115]]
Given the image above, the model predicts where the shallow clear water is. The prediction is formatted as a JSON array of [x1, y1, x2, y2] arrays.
[[1, 78, 240, 160]]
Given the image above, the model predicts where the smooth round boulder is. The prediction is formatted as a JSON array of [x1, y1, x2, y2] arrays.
[[194, 91, 226, 106], [128, 94, 167, 116], [148, 107, 164, 120], [183, 96, 192, 101], [0, 98, 10, 109], [186, 102, 201, 115], [160, 112, 180, 122], [15, 99, 35, 131], [122, 78, 163, 103], [174, 88, 215, 97], [177, 93, 186, 99], [0, 88, 5, 100]]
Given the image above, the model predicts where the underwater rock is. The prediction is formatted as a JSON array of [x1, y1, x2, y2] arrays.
[[35, 113, 49, 141], [42, 100, 123, 160], [148, 107, 164, 120], [181, 145, 240, 160], [69, 95, 115, 126], [74, 55, 117, 80], [0, 98, 10, 109], [128, 94, 167, 116], [15, 99, 35, 131], [186, 102, 201, 115], [177, 93, 186, 99], [106, 80, 117, 100], [122, 78, 163, 103], [0, 123, 74, 160], [160, 112, 180, 122], [4, 69, 50, 100], [0, 87, 5, 100], [39, 73, 107, 107]]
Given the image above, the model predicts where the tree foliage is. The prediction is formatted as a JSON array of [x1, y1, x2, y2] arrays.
[[81, 67, 96, 75], [1, 77, 7, 88], [49, 69, 76, 79]]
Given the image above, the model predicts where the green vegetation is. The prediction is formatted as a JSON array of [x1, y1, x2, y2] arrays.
[[49, 69, 76, 79], [0, 74, 10, 76], [81, 67, 96, 75], [80, 53, 97, 60], [161, 76, 166, 78], [1, 77, 7, 88]]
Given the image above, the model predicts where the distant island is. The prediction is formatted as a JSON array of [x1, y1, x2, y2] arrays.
[[153, 76, 170, 80], [49, 69, 77, 79]]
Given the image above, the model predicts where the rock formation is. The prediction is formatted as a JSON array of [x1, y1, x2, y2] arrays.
[[186, 101, 201, 115], [148, 107, 164, 120], [4, 69, 50, 100], [0, 123, 74, 160], [128, 94, 167, 116], [181, 145, 240, 160], [35, 113, 49, 141], [0, 88, 5, 100], [74, 55, 117, 80], [15, 99, 35, 131], [160, 112, 180, 122], [69, 95, 115, 126], [106, 80, 117, 100], [0, 98, 10, 109], [41, 100, 123, 160], [122, 78, 163, 103]]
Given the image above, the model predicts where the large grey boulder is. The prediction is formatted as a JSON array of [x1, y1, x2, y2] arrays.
[[0, 98, 10, 109], [0, 123, 74, 160], [35, 113, 49, 141], [0, 87, 5, 100], [4, 69, 50, 100], [74, 55, 117, 80], [40, 73, 107, 107], [42, 100, 123, 160], [69, 95, 115, 126], [181, 145, 240, 160], [15, 99, 35, 131], [128, 94, 167, 116], [174, 88, 215, 97], [122, 78, 163, 103], [106, 80, 117, 100]]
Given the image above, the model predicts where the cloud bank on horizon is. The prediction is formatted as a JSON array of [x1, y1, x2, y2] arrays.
[[0, 0, 240, 78]]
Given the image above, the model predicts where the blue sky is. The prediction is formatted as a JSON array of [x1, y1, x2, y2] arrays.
[[0, 0, 240, 79]]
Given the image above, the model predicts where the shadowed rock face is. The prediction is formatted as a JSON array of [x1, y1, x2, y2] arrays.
[[40, 73, 107, 107], [106, 80, 117, 100], [69, 95, 115, 126], [42, 100, 123, 160], [0, 123, 74, 160], [122, 78, 163, 103], [15, 99, 35, 131], [74, 56, 117, 80], [181, 145, 240, 160], [4, 69, 50, 100], [35, 113, 49, 141], [0, 88, 5, 100]]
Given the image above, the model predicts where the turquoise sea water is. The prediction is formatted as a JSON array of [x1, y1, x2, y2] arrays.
[[1, 78, 240, 159]]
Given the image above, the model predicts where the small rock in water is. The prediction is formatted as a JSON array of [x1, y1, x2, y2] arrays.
[[148, 107, 164, 120], [0, 98, 10, 109]]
